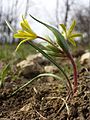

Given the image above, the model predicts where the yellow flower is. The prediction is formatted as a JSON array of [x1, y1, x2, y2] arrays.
[[14, 17, 37, 52], [14, 17, 37, 40], [59, 20, 82, 46]]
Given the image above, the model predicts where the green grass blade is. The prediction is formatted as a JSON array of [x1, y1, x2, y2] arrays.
[[1, 64, 10, 80], [0, 64, 10, 87]]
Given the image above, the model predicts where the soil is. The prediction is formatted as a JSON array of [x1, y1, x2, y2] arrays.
[[0, 66, 90, 120]]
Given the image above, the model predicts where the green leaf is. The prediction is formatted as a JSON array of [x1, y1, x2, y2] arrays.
[[46, 51, 61, 57], [1, 64, 10, 80], [59, 24, 66, 33], [70, 33, 82, 38], [67, 20, 76, 37], [37, 44, 47, 50], [0, 64, 10, 87], [29, 14, 70, 56], [46, 44, 60, 53], [27, 41, 72, 92], [28, 41, 65, 73], [9, 73, 64, 97]]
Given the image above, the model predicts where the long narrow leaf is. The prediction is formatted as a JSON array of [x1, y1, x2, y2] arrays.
[[46, 44, 60, 52], [9, 73, 65, 97], [27, 41, 72, 92], [46, 51, 64, 57], [29, 14, 70, 55], [0, 64, 10, 87], [1, 64, 10, 80]]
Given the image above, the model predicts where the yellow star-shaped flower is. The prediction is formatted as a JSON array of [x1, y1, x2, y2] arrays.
[[14, 17, 37, 51], [59, 20, 82, 46], [14, 17, 37, 40]]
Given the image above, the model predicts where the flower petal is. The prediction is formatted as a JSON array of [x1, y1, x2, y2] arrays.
[[69, 38, 76, 46], [14, 17, 37, 40], [70, 33, 82, 38], [67, 20, 76, 37], [20, 21, 33, 33], [15, 38, 30, 52]]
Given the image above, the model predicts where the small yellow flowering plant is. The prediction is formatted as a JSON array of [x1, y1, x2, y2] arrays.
[[6, 15, 82, 96], [60, 20, 82, 46]]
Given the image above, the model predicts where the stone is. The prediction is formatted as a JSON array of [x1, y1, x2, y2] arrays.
[[17, 60, 44, 79], [44, 65, 58, 73], [26, 53, 50, 66], [16, 53, 50, 79], [80, 52, 90, 65], [19, 103, 32, 112]]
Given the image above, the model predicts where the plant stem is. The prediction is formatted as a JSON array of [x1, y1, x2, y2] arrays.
[[68, 54, 78, 94]]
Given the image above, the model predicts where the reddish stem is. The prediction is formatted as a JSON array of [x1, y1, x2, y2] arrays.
[[37, 36, 75, 94], [68, 54, 78, 94]]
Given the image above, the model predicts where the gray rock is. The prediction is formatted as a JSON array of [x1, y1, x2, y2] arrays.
[[44, 65, 58, 73], [80, 52, 90, 66], [16, 53, 50, 79]]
